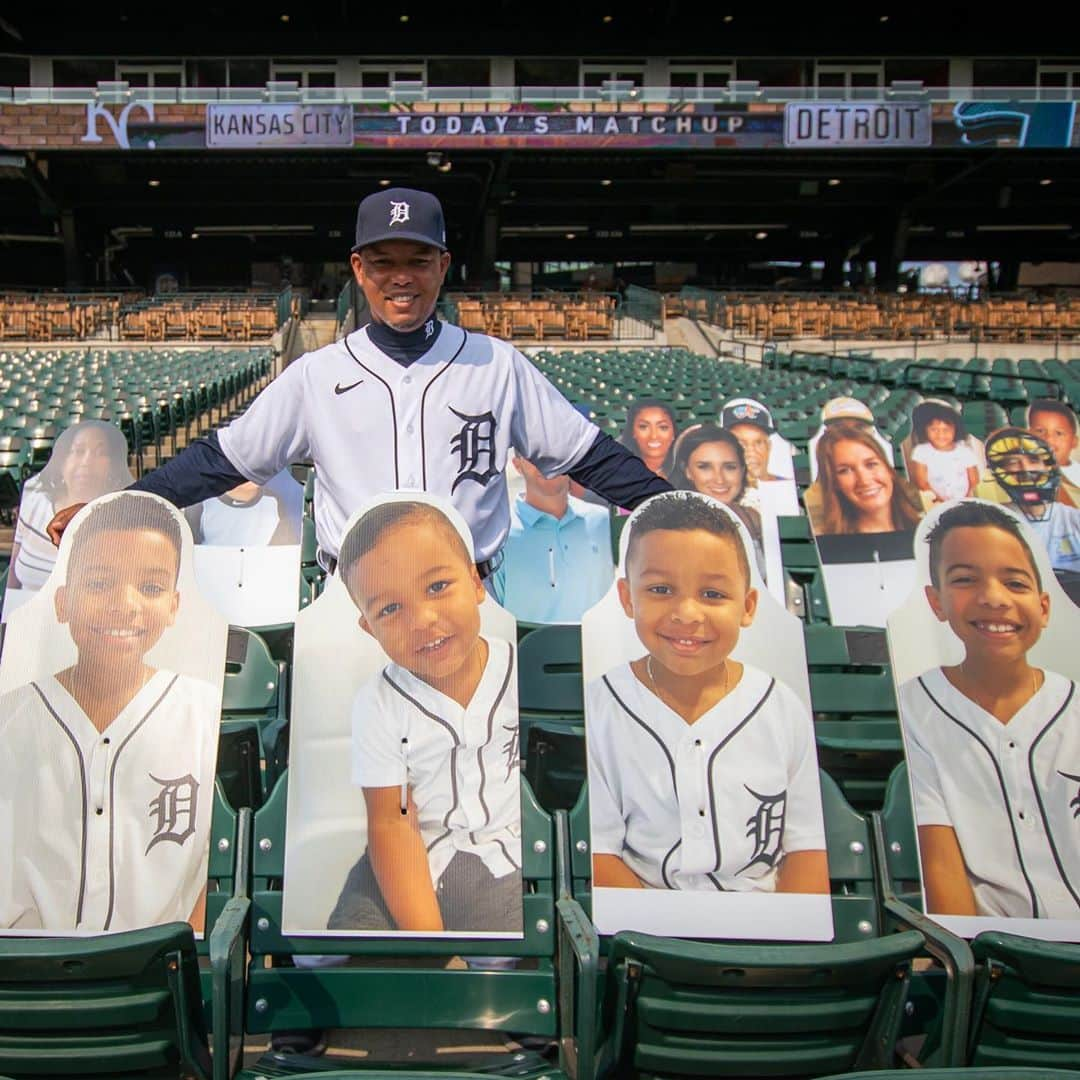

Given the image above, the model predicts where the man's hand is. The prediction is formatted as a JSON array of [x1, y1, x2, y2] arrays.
[[47, 503, 87, 547]]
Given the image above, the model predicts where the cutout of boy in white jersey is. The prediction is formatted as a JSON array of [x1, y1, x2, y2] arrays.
[[0, 491, 225, 935], [583, 490, 832, 940], [326, 497, 523, 935], [888, 499, 1080, 939]]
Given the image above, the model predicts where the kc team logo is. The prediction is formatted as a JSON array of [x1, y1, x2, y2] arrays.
[[449, 407, 499, 492], [389, 200, 410, 226], [146, 773, 200, 853]]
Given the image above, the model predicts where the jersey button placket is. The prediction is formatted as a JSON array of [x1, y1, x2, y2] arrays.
[[397, 374, 423, 491]]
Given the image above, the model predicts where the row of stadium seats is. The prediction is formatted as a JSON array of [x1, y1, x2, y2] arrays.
[[118, 296, 281, 342], [0, 292, 282, 342], [0, 347, 273, 476], [446, 291, 620, 341], [3, 629, 1074, 1080], [0, 292, 124, 341], [670, 287, 1080, 341]]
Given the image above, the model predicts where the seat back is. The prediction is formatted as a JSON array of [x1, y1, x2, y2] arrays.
[[969, 933, 1080, 1068], [517, 623, 584, 715], [607, 912, 921, 1075], [246, 772, 560, 1040]]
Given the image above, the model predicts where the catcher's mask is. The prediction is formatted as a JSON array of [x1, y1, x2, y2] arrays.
[[985, 427, 1060, 510]]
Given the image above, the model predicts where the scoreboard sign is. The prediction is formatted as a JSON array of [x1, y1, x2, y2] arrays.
[[783, 102, 932, 148]]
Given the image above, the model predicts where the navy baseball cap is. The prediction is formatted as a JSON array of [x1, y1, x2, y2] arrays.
[[720, 398, 775, 434], [352, 187, 448, 253]]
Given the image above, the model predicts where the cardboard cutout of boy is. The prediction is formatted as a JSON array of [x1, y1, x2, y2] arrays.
[[282, 493, 524, 938], [0, 491, 226, 935], [887, 498, 1080, 941], [582, 490, 832, 940]]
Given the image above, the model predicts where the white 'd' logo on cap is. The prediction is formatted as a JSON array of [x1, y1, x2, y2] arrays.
[[389, 200, 410, 226]]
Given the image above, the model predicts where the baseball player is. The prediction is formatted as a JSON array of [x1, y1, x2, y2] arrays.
[[326, 499, 521, 933], [0, 493, 220, 933], [586, 492, 828, 894], [899, 500, 1080, 919], [980, 427, 1080, 573], [46, 188, 670, 577]]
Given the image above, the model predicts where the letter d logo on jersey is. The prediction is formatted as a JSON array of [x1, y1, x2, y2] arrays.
[[449, 407, 499, 492]]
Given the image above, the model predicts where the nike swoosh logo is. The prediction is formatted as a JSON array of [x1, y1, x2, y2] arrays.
[[334, 379, 364, 395]]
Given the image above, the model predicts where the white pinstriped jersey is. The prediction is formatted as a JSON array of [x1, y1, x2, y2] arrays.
[[351, 636, 522, 883], [0, 671, 220, 932], [586, 662, 826, 892], [900, 667, 1080, 919], [217, 323, 598, 562]]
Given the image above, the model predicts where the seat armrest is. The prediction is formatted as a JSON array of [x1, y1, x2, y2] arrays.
[[870, 811, 973, 1067]]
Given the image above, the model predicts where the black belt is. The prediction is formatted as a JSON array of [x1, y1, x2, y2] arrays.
[[475, 550, 504, 580]]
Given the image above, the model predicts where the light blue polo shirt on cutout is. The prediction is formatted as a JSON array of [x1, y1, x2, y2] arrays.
[[493, 495, 615, 624]]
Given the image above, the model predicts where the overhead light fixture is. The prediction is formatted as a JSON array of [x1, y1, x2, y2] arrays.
[[190, 232, 199, 239], [754, 231, 768, 240], [378, 178, 391, 186], [600, 178, 613, 186], [280, 13, 290, 22], [827, 177, 841, 186], [148, 178, 161, 187], [879, 13, 889, 21], [602, 13, 613, 22], [399, 13, 409, 21], [426, 151, 443, 167], [723, 13, 734, 21], [437, 160, 452, 172], [1040, 177, 1053, 186], [566, 232, 576, 239]]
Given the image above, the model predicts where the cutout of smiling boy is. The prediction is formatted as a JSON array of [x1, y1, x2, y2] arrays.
[[899, 501, 1080, 919], [328, 500, 522, 934], [586, 491, 828, 894], [0, 493, 219, 932]]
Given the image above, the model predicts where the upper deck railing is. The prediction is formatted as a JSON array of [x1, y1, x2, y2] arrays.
[[2, 81, 1079, 106]]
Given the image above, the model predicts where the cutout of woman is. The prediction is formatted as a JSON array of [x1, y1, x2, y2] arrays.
[[618, 399, 678, 479], [671, 423, 766, 573], [8, 421, 133, 593], [813, 424, 924, 536]]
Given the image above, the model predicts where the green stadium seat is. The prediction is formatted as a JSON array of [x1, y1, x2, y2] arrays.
[[558, 771, 945, 1079], [242, 774, 564, 1076], [872, 764, 1080, 1069]]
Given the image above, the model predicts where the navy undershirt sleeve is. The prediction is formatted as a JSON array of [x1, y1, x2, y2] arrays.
[[568, 431, 672, 510], [128, 431, 248, 508]]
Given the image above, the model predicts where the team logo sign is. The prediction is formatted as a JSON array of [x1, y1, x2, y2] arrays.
[[146, 773, 200, 852], [449, 407, 499, 492], [389, 200, 410, 226]]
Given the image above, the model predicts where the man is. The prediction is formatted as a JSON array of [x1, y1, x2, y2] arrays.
[[719, 398, 787, 482], [492, 452, 615, 623], [48, 188, 669, 575]]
